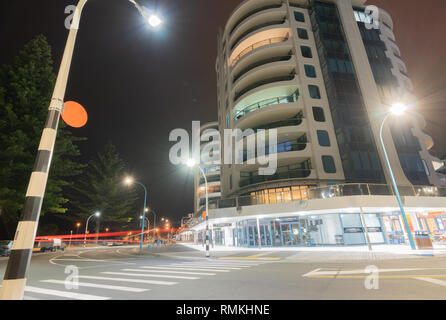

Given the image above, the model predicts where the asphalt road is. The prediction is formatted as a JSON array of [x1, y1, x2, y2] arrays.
[[1, 244, 446, 300]]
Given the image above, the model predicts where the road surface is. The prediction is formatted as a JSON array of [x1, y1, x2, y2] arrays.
[[1, 244, 446, 300]]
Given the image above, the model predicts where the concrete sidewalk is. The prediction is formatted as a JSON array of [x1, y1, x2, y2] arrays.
[[175, 243, 446, 262]]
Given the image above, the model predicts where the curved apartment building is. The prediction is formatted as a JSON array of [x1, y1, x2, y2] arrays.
[[216, 0, 443, 200], [184, 0, 446, 249]]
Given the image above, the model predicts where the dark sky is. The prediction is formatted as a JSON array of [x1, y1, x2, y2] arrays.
[[1, 0, 445, 225]]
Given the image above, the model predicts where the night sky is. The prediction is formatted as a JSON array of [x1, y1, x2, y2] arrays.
[[1, 0, 445, 225]]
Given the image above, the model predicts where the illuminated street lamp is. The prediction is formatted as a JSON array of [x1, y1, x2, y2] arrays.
[[76, 222, 81, 234], [124, 176, 148, 252], [84, 211, 100, 248], [186, 158, 210, 257], [379, 103, 416, 250]]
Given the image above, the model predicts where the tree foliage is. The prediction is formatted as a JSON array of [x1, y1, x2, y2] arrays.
[[69, 141, 139, 228], [0, 35, 85, 238]]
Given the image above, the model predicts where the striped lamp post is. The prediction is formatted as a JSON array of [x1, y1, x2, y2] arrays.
[[0, 0, 87, 300], [0, 0, 162, 300]]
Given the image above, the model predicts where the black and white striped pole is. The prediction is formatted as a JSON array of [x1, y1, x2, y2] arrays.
[[0, 0, 87, 300]]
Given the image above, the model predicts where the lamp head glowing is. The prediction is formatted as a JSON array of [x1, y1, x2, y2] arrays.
[[390, 103, 407, 116], [186, 159, 196, 168], [147, 14, 162, 28], [124, 177, 134, 185], [95, 211, 101, 217]]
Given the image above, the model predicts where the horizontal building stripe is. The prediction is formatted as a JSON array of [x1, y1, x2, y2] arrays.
[[12, 221, 38, 251], [0, 279, 26, 300], [38, 128, 57, 152], [25, 172, 48, 198], [3, 249, 32, 280], [21, 196, 43, 221], [44, 109, 60, 130], [33, 150, 52, 173]]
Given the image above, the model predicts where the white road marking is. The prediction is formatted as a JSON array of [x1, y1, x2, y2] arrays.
[[40, 279, 149, 293], [121, 268, 216, 275], [24, 286, 109, 300], [302, 268, 445, 277], [140, 266, 230, 273], [103, 272, 200, 280], [162, 265, 242, 270], [78, 275, 177, 286], [171, 263, 255, 267], [415, 277, 446, 287]]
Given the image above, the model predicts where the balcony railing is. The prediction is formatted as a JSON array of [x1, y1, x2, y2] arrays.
[[234, 72, 296, 102], [231, 19, 287, 51], [239, 168, 312, 188], [234, 90, 299, 121], [205, 183, 446, 210], [229, 3, 284, 36], [242, 141, 307, 163], [233, 55, 293, 83], [231, 35, 289, 67]]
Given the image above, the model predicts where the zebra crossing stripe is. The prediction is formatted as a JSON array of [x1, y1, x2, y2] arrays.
[[103, 272, 200, 280], [163, 264, 242, 270], [40, 280, 149, 293], [140, 266, 230, 273], [78, 275, 177, 286], [121, 269, 216, 276], [24, 285, 109, 300]]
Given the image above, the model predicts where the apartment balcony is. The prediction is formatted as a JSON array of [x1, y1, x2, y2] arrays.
[[232, 60, 296, 97], [233, 71, 297, 104], [234, 89, 301, 128], [230, 4, 287, 43], [225, 0, 283, 36], [239, 167, 315, 189], [233, 54, 293, 84], [239, 116, 307, 136], [229, 32, 291, 68]]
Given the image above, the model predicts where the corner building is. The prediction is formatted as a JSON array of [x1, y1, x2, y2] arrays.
[[188, 0, 446, 248]]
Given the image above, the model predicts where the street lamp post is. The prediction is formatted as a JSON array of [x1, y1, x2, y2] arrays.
[[379, 103, 416, 250], [146, 208, 157, 246], [0, 0, 163, 300], [124, 177, 148, 252], [187, 159, 210, 258], [140, 215, 150, 245], [84, 212, 100, 248]]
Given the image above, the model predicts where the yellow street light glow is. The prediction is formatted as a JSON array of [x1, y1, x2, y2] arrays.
[[124, 176, 134, 185], [390, 103, 407, 116]]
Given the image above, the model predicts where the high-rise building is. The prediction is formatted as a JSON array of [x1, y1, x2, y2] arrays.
[[185, 0, 446, 248]]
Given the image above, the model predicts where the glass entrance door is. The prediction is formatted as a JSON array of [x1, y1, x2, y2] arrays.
[[280, 222, 302, 246], [247, 224, 273, 247]]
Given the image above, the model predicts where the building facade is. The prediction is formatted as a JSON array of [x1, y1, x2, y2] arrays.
[[194, 122, 222, 213], [185, 0, 446, 248]]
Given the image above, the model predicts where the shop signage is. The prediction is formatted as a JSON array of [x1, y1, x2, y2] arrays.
[[367, 227, 382, 233], [344, 227, 364, 233], [213, 223, 233, 228]]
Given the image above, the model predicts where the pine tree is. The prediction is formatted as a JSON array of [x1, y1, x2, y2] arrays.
[[69, 141, 139, 230], [0, 35, 85, 238]]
